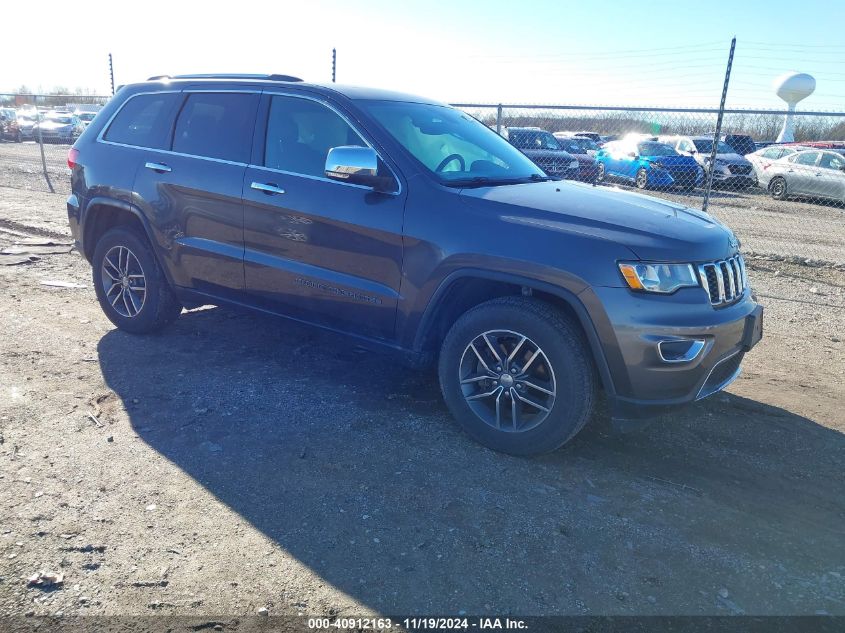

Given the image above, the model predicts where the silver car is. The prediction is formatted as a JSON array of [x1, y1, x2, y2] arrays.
[[746, 145, 805, 182], [760, 149, 845, 204], [661, 135, 757, 189]]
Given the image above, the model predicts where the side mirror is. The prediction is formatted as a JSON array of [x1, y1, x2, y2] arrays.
[[325, 146, 393, 192]]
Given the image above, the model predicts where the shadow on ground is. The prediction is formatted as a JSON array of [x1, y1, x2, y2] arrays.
[[97, 306, 845, 615]]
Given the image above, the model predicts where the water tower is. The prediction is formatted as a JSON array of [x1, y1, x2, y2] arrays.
[[774, 72, 815, 142]]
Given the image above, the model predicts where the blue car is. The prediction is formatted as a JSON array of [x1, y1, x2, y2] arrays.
[[596, 139, 702, 190]]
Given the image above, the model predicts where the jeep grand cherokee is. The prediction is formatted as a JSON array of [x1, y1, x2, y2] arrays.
[[66, 74, 763, 456]]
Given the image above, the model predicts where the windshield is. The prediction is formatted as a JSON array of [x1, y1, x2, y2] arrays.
[[638, 142, 678, 157], [509, 129, 561, 151], [693, 139, 733, 154], [362, 101, 547, 185], [570, 137, 599, 152], [555, 138, 584, 154], [47, 115, 73, 124]]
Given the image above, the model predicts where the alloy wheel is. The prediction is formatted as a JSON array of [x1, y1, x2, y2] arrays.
[[458, 329, 557, 433], [101, 245, 147, 318]]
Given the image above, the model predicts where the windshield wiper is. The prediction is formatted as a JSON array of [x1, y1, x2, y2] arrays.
[[444, 174, 552, 188]]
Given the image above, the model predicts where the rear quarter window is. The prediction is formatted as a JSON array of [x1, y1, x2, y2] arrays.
[[103, 93, 181, 149]]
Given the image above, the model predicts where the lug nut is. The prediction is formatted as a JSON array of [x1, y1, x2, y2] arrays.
[[511, 368, 518, 374]]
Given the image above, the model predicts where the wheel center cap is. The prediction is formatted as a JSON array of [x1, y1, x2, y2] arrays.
[[499, 374, 515, 388], [121, 276, 129, 289]]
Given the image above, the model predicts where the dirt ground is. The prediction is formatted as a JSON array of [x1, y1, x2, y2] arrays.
[[0, 181, 843, 620]]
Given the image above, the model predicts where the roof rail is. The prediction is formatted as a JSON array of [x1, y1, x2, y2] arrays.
[[146, 73, 303, 82]]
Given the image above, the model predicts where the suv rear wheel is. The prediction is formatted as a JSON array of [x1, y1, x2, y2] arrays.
[[92, 226, 182, 333], [438, 297, 595, 456]]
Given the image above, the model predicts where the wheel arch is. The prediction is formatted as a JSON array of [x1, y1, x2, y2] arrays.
[[413, 269, 616, 396], [81, 196, 180, 292], [82, 197, 155, 262]]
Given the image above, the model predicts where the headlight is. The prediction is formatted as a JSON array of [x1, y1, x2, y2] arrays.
[[618, 262, 699, 294], [569, 160, 579, 169], [651, 161, 665, 169]]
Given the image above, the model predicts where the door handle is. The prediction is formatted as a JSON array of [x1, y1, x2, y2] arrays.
[[251, 181, 286, 195], [145, 161, 171, 173]]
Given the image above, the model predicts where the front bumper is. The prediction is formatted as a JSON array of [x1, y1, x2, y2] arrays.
[[584, 285, 762, 419], [649, 167, 703, 188]]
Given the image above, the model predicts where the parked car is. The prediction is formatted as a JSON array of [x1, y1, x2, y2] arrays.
[[32, 112, 85, 143], [66, 73, 762, 456], [554, 133, 600, 156], [75, 111, 98, 128], [573, 131, 602, 143], [746, 145, 806, 182], [506, 127, 580, 180], [661, 135, 756, 189], [596, 139, 702, 190], [551, 135, 599, 182], [0, 108, 22, 142], [723, 134, 756, 156], [758, 149, 845, 204], [15, 111, 38, 140]]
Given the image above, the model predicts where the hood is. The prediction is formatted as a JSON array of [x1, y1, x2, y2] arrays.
[[522, 148, 575, 161], [642, 155, 699, 167], [37, 120, 72, 130], [715, 152, 751, 165], [459, 180, 736, 262]]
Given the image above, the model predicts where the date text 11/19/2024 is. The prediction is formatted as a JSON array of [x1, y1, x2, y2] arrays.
[[307, 617, 529, 630]]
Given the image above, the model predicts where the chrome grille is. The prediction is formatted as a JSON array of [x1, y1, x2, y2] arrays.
[[698, 254, 747, 306]]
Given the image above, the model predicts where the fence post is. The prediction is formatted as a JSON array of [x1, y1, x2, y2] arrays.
[[35, 110, 55, 194], [496, 104, 503, 135], [702, 37, 736, 215]]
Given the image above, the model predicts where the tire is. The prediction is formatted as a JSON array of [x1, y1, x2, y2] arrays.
[[91, 226, 182, 334], [635, 167, 649, 189], [769, 176, 788, 200], [438, 297, 596, 456], [596, 162, 606, 183]]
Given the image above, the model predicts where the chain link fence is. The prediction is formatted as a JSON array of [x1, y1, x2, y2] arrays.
[[455, 104, 845, 265], [0, 93, 111, 195], [1, 93, 843, 265]]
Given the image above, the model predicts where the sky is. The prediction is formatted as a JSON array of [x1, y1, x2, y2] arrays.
[[3, 0, 844, 110]]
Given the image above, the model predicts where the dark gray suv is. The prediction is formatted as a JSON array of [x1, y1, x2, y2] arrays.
[[66, 74, 763, 455]]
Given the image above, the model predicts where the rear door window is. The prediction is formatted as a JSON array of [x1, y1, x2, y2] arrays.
[[793, 152, 819, 166], [104, 93, 181, 149], [173, 92, 259, 163]]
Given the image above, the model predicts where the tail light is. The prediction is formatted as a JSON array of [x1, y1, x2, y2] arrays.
[[67, 147, 79, 170]]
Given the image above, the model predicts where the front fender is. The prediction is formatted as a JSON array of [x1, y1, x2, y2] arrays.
[[406, 264, 620, 398]]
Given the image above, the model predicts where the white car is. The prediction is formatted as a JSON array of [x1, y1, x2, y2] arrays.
[[760, 149, 845, 204], [746, 145, 805, 182]]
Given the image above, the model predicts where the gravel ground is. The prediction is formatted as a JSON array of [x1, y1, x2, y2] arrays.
[[0, 184, 843, 619], [2, 139, 843, 265]]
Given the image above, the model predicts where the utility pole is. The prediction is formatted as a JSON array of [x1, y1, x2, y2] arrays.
[[332, 48, 336, 83], [702, 37, 736, 215], [109, 53, 115, 95]]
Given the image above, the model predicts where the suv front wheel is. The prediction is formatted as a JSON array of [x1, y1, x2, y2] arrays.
[[438, 297, 595, 456], [92, 226, 182, 333]]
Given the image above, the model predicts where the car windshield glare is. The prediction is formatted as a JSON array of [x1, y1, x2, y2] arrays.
[[693, 139, 733, 154], [638, 142, 678, 157], [361, 101, 545, 185]]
